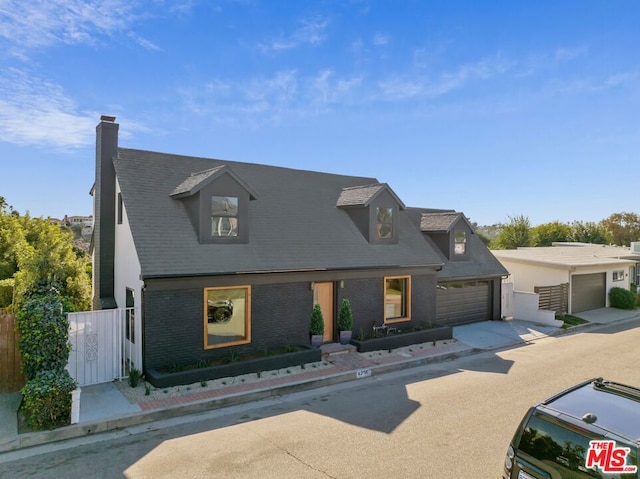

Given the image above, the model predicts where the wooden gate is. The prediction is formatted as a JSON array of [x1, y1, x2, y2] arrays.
[[0, 312, 25, 393]]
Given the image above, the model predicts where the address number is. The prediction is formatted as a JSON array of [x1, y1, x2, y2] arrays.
[[356, 368, 372, 379]]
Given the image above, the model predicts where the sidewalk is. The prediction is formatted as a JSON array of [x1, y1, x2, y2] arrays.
[[1, 309, 638, 456]]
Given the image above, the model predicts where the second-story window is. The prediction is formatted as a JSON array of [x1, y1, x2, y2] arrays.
[[376, 207, 393, 239], [454, 230, 466, 255], [211, 196, 238, 237]]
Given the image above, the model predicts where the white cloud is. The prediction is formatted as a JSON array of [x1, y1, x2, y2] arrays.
[[377, 55, 513, 100], [0, 0, 138, 50], [259, 16, 329, 52], [128, 32, 163, 52], [0, 68, 96, 148], [372, 33, 389, 46], [179, 68, 364, 124]]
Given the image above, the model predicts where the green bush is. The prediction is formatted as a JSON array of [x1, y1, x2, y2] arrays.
[[309, 304, 324, 335], [609, 287, 636, 310], [337, 299, 353, 331], [21, 369, 77, 430], [16, 283, 71, 380], [0, 278, 14, 309], [128, 368, 141, 388]]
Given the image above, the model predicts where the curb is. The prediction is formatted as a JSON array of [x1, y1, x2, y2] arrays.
[[0, 345, 480, 455]]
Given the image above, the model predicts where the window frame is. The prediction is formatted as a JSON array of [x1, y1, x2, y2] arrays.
[[125, 287, 135, 344], [203, 285, 251, 349], [613, 270, 625, 282], [383, 275, 411, 323], [454, 230, 466, 255], [375, 206, 394, 240], [211, 195, 239, 238]]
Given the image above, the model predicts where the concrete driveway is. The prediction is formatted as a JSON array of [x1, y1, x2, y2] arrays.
[[452, 307, 640, 351]]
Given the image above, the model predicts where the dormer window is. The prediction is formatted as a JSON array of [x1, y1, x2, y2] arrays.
[[170, 164, 258, 245], [211, 196, 238, 237], [336, 183, 405, 245], [454, 230, 466, 255], [376, 207, 394, 239]]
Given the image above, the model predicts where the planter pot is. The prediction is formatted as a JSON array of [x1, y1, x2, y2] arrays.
[[146, 345, 322, 388], [310, 334, 323, 348], [350, 325, 452, 353], [339, 330, 352, 345]]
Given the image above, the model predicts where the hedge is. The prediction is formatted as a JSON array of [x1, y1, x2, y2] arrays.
[[21, 369, 77, 430]]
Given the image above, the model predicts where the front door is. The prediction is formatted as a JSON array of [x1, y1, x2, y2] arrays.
[[313, 282, 334, 343]]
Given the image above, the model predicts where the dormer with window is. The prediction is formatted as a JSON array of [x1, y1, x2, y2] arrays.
[[337, 183, 405, 244], [421, 212, 473, 260], [170, 165, 258, 244]]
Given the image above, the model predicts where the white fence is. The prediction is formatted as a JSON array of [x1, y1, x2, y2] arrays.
[[67, 308, 141, 386]]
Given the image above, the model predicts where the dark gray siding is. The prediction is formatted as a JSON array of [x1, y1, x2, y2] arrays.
[[142, 269, 437, 371]]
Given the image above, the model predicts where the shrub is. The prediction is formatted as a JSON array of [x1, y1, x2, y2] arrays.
[[609, 287, 636, 310], [128, 368, 141, 388], [16, 283, 72, 380], [21, 369, 77, 430], [337, 299, 353, 332], [309, 304, 324, 335], [0, 278, 14, 309]]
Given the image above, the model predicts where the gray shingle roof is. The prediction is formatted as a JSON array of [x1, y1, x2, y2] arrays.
[[405, 207, 508, 280], [336, 183, 405, 209], [420, 212, 465, 232], [114, 149, 444, 278], [170, 165, 226, 197]]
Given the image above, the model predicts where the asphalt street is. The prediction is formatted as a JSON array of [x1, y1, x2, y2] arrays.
[[2, 318, 639, 479]]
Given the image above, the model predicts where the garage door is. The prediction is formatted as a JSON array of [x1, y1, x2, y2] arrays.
[[436, 281, 491, 326], [571, 273, 605, 313]]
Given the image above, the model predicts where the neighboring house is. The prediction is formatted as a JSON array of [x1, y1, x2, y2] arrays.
[[92, 116, 505, 373], [493, 244, 637, 314], [64, 215, 93, 227]]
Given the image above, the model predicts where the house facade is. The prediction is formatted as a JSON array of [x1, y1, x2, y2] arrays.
[[92, 116, 505, 373], [493, 244, 637, 314]]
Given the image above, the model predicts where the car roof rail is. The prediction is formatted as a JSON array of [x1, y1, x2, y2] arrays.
[[592, 378, 640, 402], [542, 377, 597, 405]]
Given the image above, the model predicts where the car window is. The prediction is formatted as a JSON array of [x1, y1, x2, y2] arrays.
[[517, 414, 637, 479]]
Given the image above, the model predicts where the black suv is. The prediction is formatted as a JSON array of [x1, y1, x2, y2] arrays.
[[504, 378, 639, 479]]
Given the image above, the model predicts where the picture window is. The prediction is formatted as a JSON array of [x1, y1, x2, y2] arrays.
[[204, 286, 251, 349]]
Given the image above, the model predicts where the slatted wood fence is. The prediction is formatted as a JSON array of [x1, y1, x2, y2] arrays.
[[0, 311, 25, 393], [534, 283, 569, 314]]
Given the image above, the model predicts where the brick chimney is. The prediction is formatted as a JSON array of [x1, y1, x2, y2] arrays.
[[92, 115, 119, 309]]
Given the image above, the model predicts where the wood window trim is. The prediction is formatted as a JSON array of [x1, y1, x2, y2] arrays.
[[203, 285, 251, 349], [383, 275, 411, 324]]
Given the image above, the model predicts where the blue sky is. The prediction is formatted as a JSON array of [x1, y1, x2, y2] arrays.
[[1, 1, 639, 226]]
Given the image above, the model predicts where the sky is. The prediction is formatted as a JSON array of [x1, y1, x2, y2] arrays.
[[1, 0, 639, 227]]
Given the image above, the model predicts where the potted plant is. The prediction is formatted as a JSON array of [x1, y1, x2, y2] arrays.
[[309, 304, 324, 348], [337, 298, 353, 345]]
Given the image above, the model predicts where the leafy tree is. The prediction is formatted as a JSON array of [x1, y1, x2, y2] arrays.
[[0, 200, 91, 311], [601, 212, 640, 246], [491, 215, 532, 249], [569, 221, 613, 245], [531, 221, 572, 246]]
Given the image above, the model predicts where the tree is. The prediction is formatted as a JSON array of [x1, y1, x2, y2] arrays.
[[491, 215, 532, 249], [531, 221, 572, 246], [0, 200, 91, 311], [601, 212, 640, 246], [569, 221, 613, 245]]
